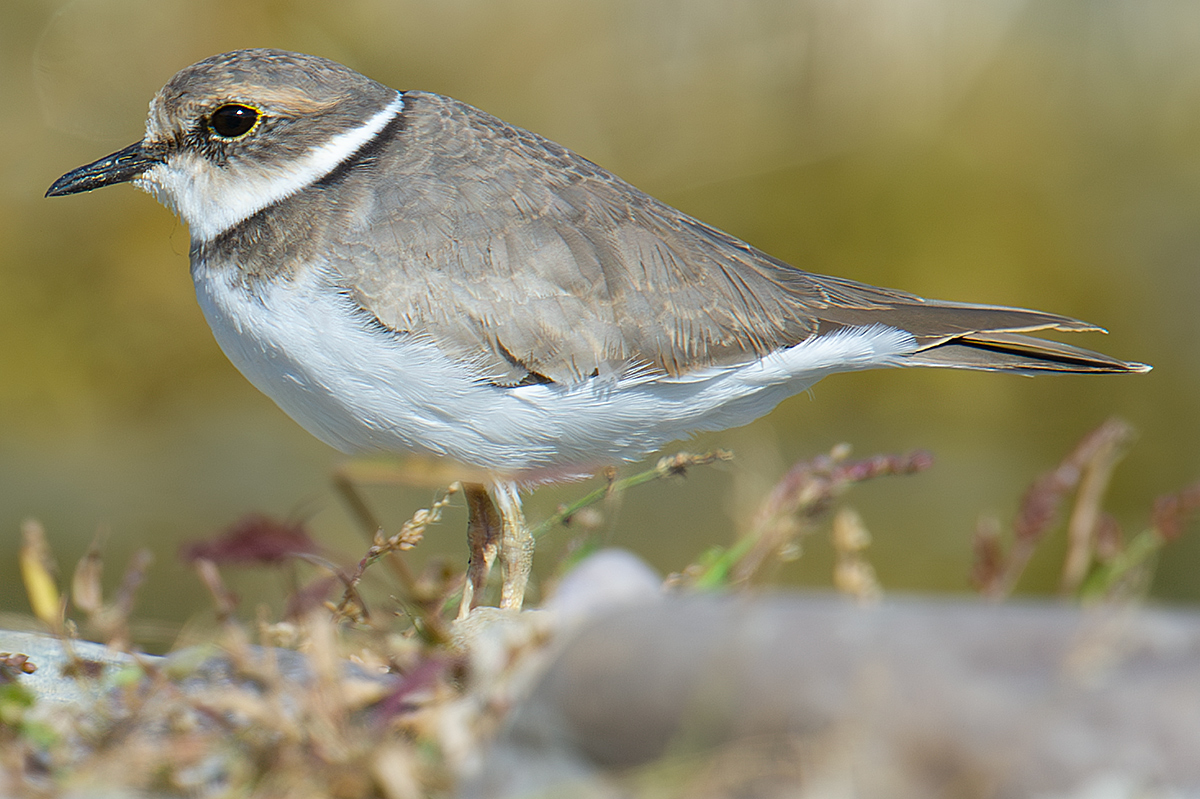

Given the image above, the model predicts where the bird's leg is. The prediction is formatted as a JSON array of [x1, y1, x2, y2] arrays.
[[494, 481, 533, 610], [457, 482, 501, 619]]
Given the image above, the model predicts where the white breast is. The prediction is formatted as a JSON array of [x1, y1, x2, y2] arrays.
[[191, 262, 917, 483]]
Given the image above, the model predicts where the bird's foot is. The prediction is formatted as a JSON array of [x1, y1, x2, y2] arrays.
[[495, 481, 533, 611], [457, 480, 532, 617]]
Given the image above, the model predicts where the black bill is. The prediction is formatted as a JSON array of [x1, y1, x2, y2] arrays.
[[45, 141, 160, 197]]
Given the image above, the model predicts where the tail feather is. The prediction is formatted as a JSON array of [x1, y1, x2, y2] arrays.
[[900, 329, 1150, 374], [805, 284, 1150, 374]]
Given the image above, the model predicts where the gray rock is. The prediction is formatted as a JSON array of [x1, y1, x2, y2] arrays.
[[461, 595, 1200, 799], [0, 629, 147, 709]]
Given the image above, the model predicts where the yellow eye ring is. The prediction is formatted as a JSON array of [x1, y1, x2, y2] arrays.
[[208, 104, 262, 139]]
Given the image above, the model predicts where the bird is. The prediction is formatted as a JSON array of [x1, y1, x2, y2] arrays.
[[47, 48, 1148, 613]]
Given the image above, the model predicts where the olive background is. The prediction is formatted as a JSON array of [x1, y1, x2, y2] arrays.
[[2, 0, 1197, 634]]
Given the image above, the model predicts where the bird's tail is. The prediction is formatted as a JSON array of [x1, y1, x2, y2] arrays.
[[901, 329, 1150, 374], [812, 295, 1150, 375]]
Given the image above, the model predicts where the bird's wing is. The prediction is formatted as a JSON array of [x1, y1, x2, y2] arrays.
[[332, 92, 1146, 384]]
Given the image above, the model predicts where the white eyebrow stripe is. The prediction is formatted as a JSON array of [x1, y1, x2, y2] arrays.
[[142, 92, 405, 242]]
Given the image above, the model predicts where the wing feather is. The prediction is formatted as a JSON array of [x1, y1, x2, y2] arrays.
[[330, 92, 1146, 383]]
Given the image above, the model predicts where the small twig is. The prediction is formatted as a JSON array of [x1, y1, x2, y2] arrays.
[[332, 468, 418, 593], [193, 558, 239, 623], [71, 529, 107, 617], [1150, 481, 1200, 542], [832, 507, 881, 604], [1060, 420, 1137, 594], [529, 450, 734, 540], [974, 418, 1135, 599], [728, 446, 933, 586], [20, 519, 66, 632], [1078, 478, 1200, 602], [334, 485, 458, 630]]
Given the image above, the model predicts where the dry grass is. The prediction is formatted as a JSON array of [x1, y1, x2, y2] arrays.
[[2, 421, 1196, 797]]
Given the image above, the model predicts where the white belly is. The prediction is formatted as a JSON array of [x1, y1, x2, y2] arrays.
[[191, 262, 916, 482]]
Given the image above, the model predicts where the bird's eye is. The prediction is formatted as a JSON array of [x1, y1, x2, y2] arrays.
[[208, 104, 261, 139]]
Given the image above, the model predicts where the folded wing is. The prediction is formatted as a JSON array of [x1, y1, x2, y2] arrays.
[[337, 92, 1149, 384]]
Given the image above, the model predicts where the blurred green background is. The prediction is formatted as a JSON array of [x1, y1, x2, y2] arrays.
[[2, 0, 1197, 633]]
